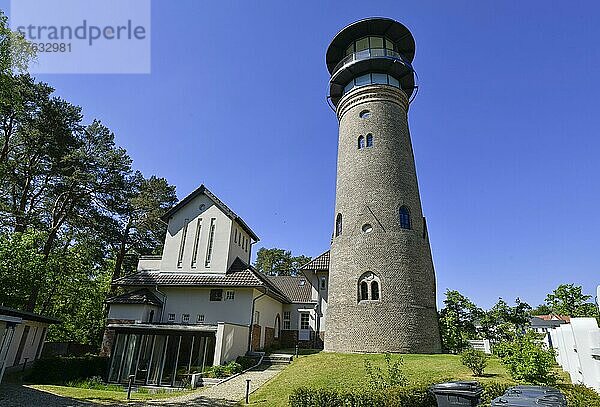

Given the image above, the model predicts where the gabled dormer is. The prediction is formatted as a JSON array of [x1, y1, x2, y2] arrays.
[[158, 185, 259, 272]]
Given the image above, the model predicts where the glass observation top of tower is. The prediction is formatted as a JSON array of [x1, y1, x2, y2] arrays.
[[326, 17, 417, 107]]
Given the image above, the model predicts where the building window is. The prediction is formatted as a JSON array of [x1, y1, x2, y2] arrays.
[[254, 311, 260, 325], [177, 218, 189, 268], [300, 313, 310, 330], [399, 206, 411, 229], [149, 310, 154, 323], [358, 135, 365, 149], [360, 281, 369, 301], [283, 311, 291, 330], [225, 290, 235, 300], [362, 223, 373, 234], [358, 272, 381, 302], [335, 213, 342, 237], [343, 72, 403, 95], [168, 313, 176, 322], [205, 218, 216, 267], [366, 133, 373, 147], [234, 228, 238, 243], [210, 289, 223, 301], [320, 276, 326, 290], [182, 314, 190, 323], [371, 281, 380, 300], [359, 109, 370, 119], [197, 314, 205, 323], [191, 218, 202, 268]]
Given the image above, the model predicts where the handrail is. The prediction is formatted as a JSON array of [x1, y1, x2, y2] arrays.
[[332, 48, 409, 75]]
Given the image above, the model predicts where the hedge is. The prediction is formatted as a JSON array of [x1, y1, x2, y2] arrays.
[[24, 356, 109, 384], [289, 382, 600, 407]]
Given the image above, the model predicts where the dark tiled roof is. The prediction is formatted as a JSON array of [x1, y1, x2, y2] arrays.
[[160, 184, 259, 241], [106, 288, 163, 306], [268, 276, 314, 303], [113, 258, 291, 304], [0, 305, 61, 324], [300, 250, 330, 271], [530, 316, 567, 328]]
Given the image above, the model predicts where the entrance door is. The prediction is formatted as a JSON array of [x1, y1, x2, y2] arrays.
[[298, 312, 310, 341]]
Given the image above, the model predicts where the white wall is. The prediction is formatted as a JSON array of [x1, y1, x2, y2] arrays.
[[213, 323, 249, 365], [137, 256, 161, 271], [6, 320, 48, 367], [227, 221, 252, 269], [107, 304, 158, 323], [254, 293, 283, 348], [161, 194, 234, 273], [160, 287, 254, 325]]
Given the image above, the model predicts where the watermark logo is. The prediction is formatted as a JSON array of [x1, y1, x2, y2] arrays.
[[10, 0, 151, 74]]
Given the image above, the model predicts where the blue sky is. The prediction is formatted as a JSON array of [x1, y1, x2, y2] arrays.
[[3, 1, 599, 309]]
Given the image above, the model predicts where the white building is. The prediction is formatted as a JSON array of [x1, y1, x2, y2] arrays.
[[103, 185, 329, 387], [0, 306, 60, 383]]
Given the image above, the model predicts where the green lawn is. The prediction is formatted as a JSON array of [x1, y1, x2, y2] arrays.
[[250, 352, 513, 407], [30, 384, 193, 404]]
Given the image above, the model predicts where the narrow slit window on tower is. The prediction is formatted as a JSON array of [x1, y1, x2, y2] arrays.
[[358, 135, 365, 149], [371, 281, 380, 300], [360, 281, 369, 301], [177, 219, 189, 268], [191, 218, 202, 268], [335, 213, 342, 236], [205, 218, 216, 267], [366, 133, 373, 147], [399, 206, 411, 229], [359, 110, 370, 119]]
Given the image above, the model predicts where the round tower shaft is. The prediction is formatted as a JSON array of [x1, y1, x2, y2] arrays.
[[325, 18, 441, 353]]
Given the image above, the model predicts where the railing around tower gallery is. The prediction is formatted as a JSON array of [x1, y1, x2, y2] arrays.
[[331, 48, 412, 76]]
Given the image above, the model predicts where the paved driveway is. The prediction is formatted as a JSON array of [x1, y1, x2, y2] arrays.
[[0, 384, 100, 407]]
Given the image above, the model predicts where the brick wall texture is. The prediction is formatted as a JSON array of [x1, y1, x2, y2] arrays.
[[325, 85, 442, 354]]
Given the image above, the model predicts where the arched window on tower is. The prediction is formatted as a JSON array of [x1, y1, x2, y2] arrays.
[[358, 272, 381, 302], [366, 133, 373, 147], [371, 281, 380, 300], [358, 135, 365, 149], [399, 205, 411, 229], [335, 213, 342, 237], [360, 281, 369, 301]]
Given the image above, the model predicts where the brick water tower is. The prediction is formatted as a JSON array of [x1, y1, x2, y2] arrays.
[[325, 18, 442, 353]]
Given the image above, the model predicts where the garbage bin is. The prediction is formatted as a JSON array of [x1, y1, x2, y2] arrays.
[[490, 385, 567, 407], [430, 381, 483, 407]]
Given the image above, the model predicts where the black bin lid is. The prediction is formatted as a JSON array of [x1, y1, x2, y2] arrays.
[[430, 381, 483, 396]]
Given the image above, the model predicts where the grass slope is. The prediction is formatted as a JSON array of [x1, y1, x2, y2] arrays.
[[30, 385, 192, 404], [250, 353, 512, 407]]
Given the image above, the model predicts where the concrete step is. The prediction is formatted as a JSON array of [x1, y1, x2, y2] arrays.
[[262, 353, 293, 364]]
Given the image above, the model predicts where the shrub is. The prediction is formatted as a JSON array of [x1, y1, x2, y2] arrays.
[[364, 353, 407, 390], [224, 361, 243, 376], [480, 382, 511, 406], [558, 384, 600, 407], [289, 385, 436, 407], [203, 361, 243, 378], [460, 348, 488, 376], [24, 356, 109, 384], [236, 355, 257, 370], [494, 333, 557, 384]]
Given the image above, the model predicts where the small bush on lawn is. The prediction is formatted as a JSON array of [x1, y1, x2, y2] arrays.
[[480, 382, 511, 406], [24, 356, 109, 384], [460, 348, 488, 376], [203, 361, 243, 378], [364, 353, 407, 390], [494, 332, 557, 385]]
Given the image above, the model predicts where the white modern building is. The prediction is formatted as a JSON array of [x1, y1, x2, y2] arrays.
[[0, 306, 60, 383], [103, 185, 330, 387]]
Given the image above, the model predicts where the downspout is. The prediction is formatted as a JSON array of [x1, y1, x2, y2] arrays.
[[155, 285, 167, 322], [247, 289, 267, 353]]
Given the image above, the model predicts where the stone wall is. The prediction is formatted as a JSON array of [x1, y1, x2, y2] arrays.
[[325, 85, 441, 354]]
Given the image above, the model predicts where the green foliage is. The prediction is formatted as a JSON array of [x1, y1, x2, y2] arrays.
[[438, 289, 483, 353], [544, 283, 599, 318], [289, 385, 436, 407], [364, 353, 407, 390], [0, 10, 35, 74], [24, 356, 109, 384], [479, 382, 511, 405], [494, 332, 558, 385], [65, 376, 122, 391], [202, 361, 244, 378], [478, 297, 532, 344], [236, 355, 258, 370], [254, 247, 312, 276], [558, 384, 600, 407], [460, 348, 488, 377]]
